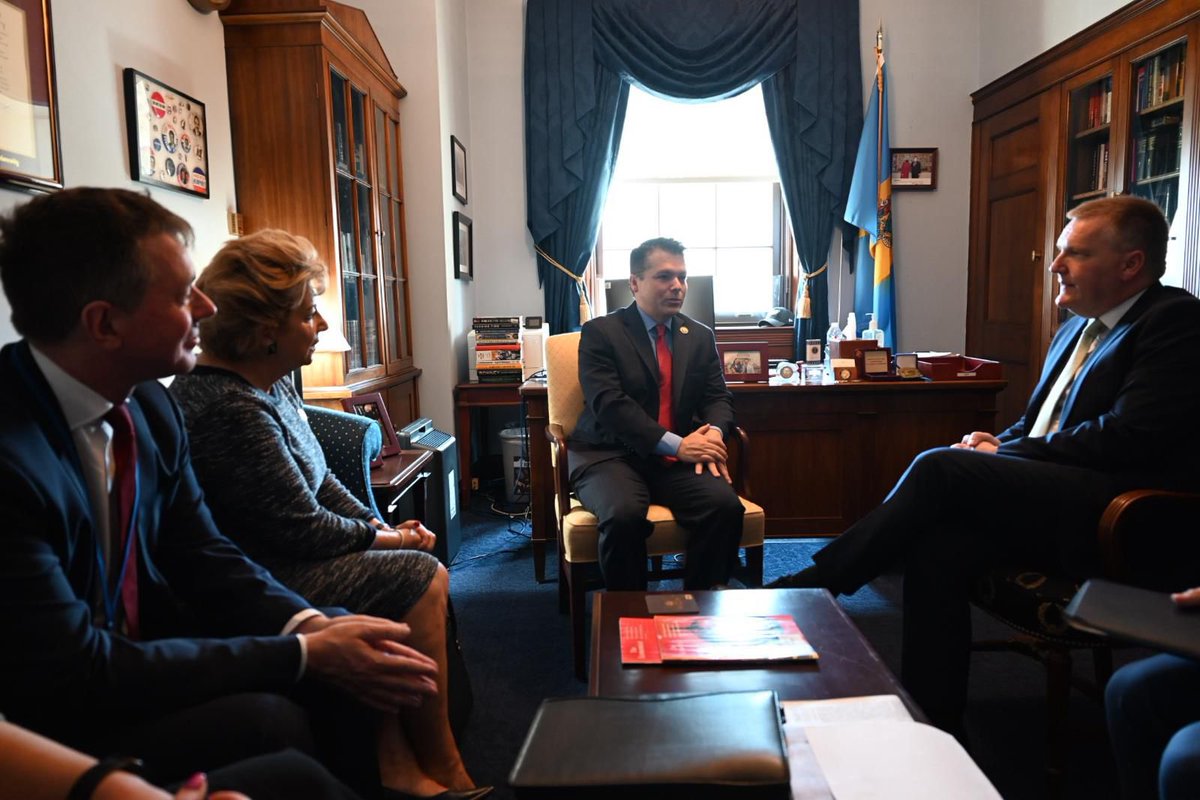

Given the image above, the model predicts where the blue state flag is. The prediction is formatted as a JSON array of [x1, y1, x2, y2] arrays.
[[844, 41, 895, 348]]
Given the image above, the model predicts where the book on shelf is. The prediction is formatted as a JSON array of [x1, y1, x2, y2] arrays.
[[476, 371, 523, 384], [475, 342, 521, 351], [473, 315, 521, 326], [619, 614, 818, 665], [475, 349, 522, 363]]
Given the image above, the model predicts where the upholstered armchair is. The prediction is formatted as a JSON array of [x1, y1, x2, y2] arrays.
[[305, 404, 384, 519], [970, 488, 1200, 797], [544, 332, 766, 678]]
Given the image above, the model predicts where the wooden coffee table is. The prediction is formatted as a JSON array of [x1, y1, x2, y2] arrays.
[[590, 589, 925, 721]]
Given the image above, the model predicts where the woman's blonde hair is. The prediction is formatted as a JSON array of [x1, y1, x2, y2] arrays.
[[197, 229, 328, 361]]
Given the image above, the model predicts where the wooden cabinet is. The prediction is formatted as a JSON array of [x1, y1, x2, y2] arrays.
[[220, 0, 420, 426], [969, 0, 1200, 430]]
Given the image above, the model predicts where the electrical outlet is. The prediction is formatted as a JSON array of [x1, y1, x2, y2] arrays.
[[471, 477, 479, 491]]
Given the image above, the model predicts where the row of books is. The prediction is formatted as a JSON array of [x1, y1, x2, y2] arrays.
[[1135, 47, 1185, 112], [1133, 125, 1183, 182], [473, 316, 524, 383], [1076, 141, 1110, 194], [1076, 78, 1112, 131]]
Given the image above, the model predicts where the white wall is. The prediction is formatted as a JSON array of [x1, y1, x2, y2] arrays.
[[466, 0, 541, 323], [834, 0, 981, 353], [0, 0, 236, 345], [978, 0, 1130, 87]]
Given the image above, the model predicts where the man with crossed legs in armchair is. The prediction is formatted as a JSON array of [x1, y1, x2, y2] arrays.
[[769, 196, 1200, 735]]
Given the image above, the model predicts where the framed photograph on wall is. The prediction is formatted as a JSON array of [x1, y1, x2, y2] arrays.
[[123, 68, 210, 198], [716, 341, 769, 383], [0, 0, 64, 193], [890, 147, 938, 191], [341, 391, 401, 464], [453, 211, 473, 280], [451, 135, 468, 204]]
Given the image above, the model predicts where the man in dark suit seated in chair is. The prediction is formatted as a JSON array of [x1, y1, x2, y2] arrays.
[[0, 187, 441, 798], [769, 196, 1200, 735], [569, 237, 745, 591]]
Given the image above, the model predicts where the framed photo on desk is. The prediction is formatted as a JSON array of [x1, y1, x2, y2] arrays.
[[342, 391, 401, 463], [717, 342, 769, 383]]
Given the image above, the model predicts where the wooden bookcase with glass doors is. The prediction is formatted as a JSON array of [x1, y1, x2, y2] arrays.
[[968, 0, 1198, 429], [220, 0, 420, 427]]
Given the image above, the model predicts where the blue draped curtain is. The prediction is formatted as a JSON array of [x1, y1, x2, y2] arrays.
[[526, 0, 862, 345]]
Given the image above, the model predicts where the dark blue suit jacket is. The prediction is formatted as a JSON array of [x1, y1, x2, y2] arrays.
[[997, 283, 1200, 488], [0, 341, 315, 741], [569, 304, 733, 478]]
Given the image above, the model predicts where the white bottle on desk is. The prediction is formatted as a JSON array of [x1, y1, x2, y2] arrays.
[[842, 311, 857, 341]]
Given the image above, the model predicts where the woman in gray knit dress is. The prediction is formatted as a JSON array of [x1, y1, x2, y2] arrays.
[[170, 230, 486, 800]]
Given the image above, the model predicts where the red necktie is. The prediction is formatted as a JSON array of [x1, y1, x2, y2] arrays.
[[655, 323, 673, 431], [104, 403, 140, 639]]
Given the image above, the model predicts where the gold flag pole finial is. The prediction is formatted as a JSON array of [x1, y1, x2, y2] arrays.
[[876, 24, 883, 56]]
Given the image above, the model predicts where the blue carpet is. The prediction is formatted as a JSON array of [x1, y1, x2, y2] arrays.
[[448, 500, 1130, 800]]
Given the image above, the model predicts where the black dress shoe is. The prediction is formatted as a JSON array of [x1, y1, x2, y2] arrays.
[[765, 565, 825, 589], [382, 787, 494, 800]]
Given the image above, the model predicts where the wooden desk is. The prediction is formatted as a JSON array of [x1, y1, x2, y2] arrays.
[[452, 381, 523, 507], [520, 379, 1004, 573], [590, 589, 925, 720]]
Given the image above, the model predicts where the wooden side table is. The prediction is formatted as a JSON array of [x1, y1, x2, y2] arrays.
[[452, 381, 524, 507], [370, 449, 433, 527]]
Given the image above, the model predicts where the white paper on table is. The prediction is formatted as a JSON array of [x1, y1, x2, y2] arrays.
[[783, 694, 912, 727], [801, 720, 1002, 800]]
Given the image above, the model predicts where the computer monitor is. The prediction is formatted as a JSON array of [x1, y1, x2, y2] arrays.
[[603, 274, 716, 330]]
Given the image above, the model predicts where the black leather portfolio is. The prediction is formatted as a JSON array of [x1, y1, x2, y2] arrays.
[[508, 690, 790, 799], [1065, 578, 1200, 660]]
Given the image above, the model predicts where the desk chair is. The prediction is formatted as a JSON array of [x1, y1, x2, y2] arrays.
[[545, 331, 766, 678], [970, 488, 1200, 797]]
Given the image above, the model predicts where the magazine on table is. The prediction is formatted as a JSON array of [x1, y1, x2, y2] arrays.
[[620, 614, 818, 665]]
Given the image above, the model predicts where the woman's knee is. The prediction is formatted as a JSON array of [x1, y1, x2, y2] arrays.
[[1160, 722, 1200, 799]]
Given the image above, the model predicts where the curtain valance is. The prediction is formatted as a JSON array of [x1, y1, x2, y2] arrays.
[[526, 0, 862, 341]]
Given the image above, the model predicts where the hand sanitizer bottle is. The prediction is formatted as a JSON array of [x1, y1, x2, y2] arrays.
[[863, 313, 885, 346], [843, 311, 857, 341]]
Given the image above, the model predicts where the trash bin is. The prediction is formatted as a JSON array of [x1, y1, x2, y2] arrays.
[[498, 427, 530, 504]]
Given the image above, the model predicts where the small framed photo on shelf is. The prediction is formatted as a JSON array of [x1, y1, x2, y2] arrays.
[[890, 147, 937, 191], [717, 342, 769, 383], [451, 135, 468, 204], [453, 211, 473, 281], [341, 392, 402, 464], [0, 0, 63, 193], [123, 69, 210, 198]]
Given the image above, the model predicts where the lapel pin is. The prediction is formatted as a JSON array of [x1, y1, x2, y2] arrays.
[[679, 326, 689, 334]]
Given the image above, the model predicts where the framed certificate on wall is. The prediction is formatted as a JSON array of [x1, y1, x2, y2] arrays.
[[0, 0, 64, 193]]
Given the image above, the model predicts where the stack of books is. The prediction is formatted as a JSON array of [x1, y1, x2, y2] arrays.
[[473, 316, 523, 383]]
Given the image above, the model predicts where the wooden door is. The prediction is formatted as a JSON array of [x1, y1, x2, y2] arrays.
[[967, 90, 1061, 430]]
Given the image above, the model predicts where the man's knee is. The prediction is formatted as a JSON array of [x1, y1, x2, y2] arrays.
[[599, 500, 653, 537], [227, 693, 317, 755]]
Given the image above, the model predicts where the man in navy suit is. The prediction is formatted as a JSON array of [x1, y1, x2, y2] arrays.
[[769, 196, 1200, 733], [569, 237, 744, 590], [0, 188, 438, 796]]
